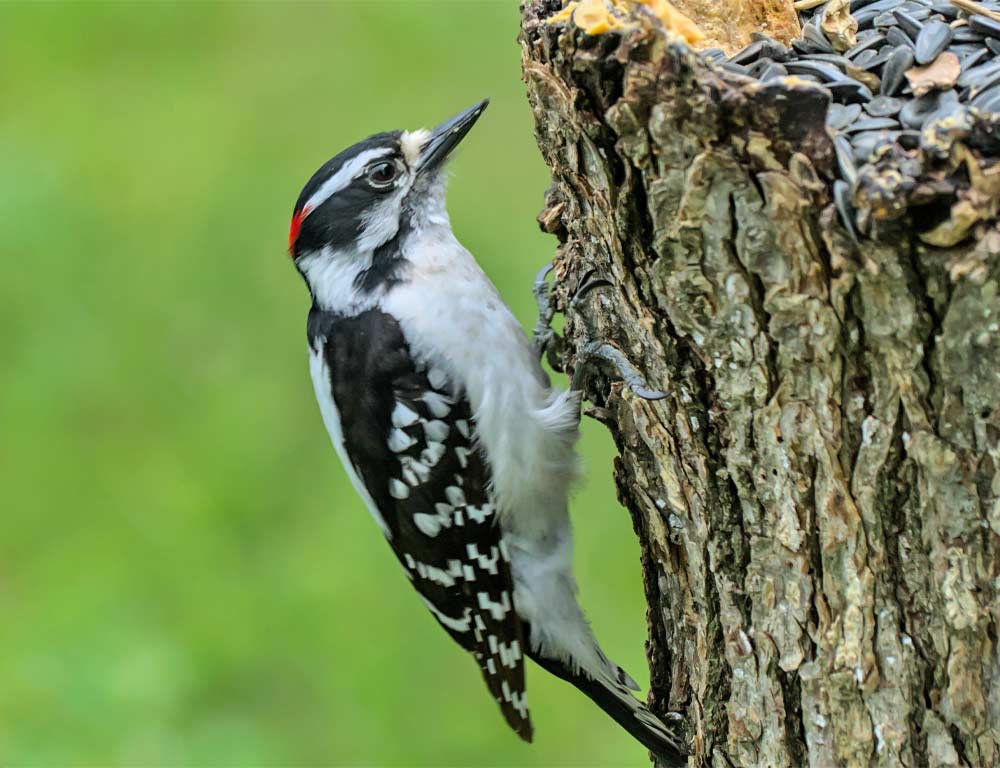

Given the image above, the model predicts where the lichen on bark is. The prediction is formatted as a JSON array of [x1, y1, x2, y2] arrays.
[[520, 2, 1000, 765]]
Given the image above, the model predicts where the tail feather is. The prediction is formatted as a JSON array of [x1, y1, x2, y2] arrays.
[[528, 650, 687, 765], [598, 647, 641, 691]]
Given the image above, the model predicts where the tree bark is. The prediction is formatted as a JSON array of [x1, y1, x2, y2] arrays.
[[519, 3, 1000, 766]]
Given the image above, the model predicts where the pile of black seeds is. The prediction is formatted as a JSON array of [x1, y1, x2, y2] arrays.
[[708, 0, 1000, 243]]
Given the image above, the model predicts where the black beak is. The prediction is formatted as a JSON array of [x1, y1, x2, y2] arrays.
[[418, 99, 489, 173]]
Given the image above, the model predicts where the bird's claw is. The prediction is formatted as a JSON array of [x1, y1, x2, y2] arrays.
[[573, 342, 668, 401], [570, 271, 613, 308], [532, 262, 557, 362]]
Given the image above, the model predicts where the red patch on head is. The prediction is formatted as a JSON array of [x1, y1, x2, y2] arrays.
[[287, 204, 312, 255]]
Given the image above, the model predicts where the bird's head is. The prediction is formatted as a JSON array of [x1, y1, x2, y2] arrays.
[[288, 100, 488, 291]]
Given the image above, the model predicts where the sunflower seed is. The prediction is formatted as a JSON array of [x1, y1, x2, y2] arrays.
[[829, 102, 864, 129], [786, 59, 847, 81], [958, 59, 1000, 88], [971, 83, 1000, 110], [875, 11, 900, 27], [805, 24, 837, 53], [882, 45, 916, 94], [969, 15, 1000, 39], [730, 40, 768, 66], [833, 180, 859, 242], [902, 7, 934, 22], [900, 89, 958, 128], [834, 135, 859, 184], [866, 95, 905, 115], [703, 48, 728, 64], [887, 26, 916, 48], [958, 47, 990, 68], [829, 78, 876, 102], [747, 57, 776, 77], [749, 33, 794, 62], [811, 53, 856, 69], [761, 62, 790, 80], [727, 0, 999, 204], [923, 98, 965, 123], [859, 46, 895, 70], [969, 67, 1000, 97], [793, 39, 828, 55], [846, 116, 902, 132], [722, 62, 751, 75], [854, 48, 880, 67], [953, 26, 987, 43], [894, 9, 924, 37], [930, 2, 960, 19], [915, 20, 954, 63], [847, 32, 886, 59], [852, 130, 902, 160], [855, 9, 882, 29]]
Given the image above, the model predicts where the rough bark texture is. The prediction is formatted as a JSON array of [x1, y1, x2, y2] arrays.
[[520, 3, 1000, 766]]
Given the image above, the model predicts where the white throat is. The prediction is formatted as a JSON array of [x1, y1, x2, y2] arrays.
[[299, 245, 382, 314]]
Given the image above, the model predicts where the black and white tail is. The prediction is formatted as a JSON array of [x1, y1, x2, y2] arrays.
[[528, 647, 687, 766]]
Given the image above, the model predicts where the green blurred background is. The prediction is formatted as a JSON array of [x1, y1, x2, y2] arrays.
[[0, 2, 651, 765]]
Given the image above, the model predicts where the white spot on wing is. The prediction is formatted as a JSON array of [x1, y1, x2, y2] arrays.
[[420, 596, 470, 632], [445, 485, 465, 506], [511, 691, 528, 718], [401, 456, 431, 484], [389, 479, 410, 499], [467, 504, 492, 524], [424, 392, 452, 418], [455, 419, 470, 439], [466, 544, 500, 575], [388, 428, 416, 453], [413, 513, 442, 537], [428, 367, 448, 390], [424, 420, 449, 442], [421, 442, 446, 466], [477, 590, 511, 620], [392, 402, 420, 428]]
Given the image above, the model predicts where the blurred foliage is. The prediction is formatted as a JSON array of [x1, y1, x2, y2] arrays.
[[0, 2, 650, 765]]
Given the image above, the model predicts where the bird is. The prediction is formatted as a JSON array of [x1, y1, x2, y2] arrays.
[[286, 99, 685, 762]]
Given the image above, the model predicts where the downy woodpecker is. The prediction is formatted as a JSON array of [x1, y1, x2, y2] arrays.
[[287, 100, 684, 761]]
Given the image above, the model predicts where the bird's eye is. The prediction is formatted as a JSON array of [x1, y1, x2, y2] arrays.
[[366, 161, 398, 188]]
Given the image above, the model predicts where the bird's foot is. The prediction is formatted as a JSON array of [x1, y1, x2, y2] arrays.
[[532, 262, 565, 368], [570, 270, 613, 308], [573, 341, 668, 401]]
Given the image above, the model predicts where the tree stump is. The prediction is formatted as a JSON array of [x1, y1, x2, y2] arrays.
[[520, 1, 1000, 765]]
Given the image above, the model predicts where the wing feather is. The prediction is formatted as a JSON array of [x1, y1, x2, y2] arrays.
[[309, 307, 532, 741]]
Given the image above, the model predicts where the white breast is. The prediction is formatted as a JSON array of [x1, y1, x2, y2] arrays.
[[377, 229, 581, 543]]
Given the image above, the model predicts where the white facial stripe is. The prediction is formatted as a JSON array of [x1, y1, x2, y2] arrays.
[[355, 192, 403, 252], [302, 147, 394, 217]]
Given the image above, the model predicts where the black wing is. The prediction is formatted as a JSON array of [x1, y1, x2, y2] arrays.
[[309, 307, 532, 741]]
